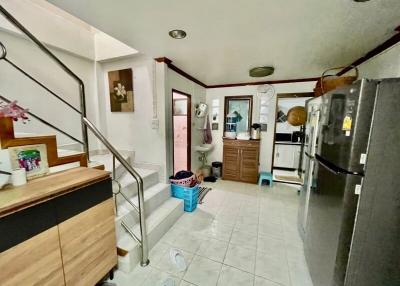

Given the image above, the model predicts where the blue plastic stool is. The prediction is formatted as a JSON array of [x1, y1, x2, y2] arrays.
[[258, 172, 273, 187]]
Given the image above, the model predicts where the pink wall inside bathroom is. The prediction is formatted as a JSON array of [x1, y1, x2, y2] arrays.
[[173, 116, 188, 174], [173, 92, 190, 174]]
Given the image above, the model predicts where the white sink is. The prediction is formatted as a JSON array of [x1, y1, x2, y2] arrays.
[[194, 144, 213, 153]]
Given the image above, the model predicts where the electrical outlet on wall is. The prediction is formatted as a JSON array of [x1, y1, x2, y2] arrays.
[[152, 118, 159, 129]]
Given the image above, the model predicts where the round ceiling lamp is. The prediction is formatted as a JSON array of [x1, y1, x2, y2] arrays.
[[169, 29, 187, 39], [249, 66, 275, 77]]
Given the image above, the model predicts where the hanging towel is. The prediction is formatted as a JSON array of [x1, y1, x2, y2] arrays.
[[203, 115, 213, 144]]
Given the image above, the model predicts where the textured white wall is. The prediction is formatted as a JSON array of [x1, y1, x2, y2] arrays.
[[0, 0, 95, 60], [206, 82, 315, 172], [358, 43, 400, 79], [165, 69, 207, 176], [96, 55, 167, 172], [0, 30, 100, 150]]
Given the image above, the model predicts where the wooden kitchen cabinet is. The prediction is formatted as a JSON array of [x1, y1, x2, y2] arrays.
[[223, 139, 260, 183], [0, 168, 116, 286]]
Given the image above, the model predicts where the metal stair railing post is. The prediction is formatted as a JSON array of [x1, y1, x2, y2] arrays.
[[83, 118, 149, 266], [0, 5, 89, 160]]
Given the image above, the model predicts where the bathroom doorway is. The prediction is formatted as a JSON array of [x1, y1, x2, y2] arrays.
[[172, 90, 191, 175]]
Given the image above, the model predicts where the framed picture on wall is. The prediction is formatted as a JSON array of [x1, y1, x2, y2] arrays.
[[108, 68, 134, 112]]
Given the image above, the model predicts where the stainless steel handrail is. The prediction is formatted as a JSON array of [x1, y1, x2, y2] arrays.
[[0, 5, 89, 159], [1, 54, 81, 114], [83, 118, 149, 266], [0, 5, 149, 267], [0, 95, 83, 145]]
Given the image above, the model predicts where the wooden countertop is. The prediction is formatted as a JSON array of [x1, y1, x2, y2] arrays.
[[0, 167, 110, 218]]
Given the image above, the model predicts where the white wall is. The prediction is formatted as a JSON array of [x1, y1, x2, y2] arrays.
[[165, 69, 211, 177], [96, 55, 169, 174], [165, 69, 207, 176], [346, 43, 400, 79], [94, 31, 138, 62], [0, 0, 95, 60], [206, 82, 315, 172], [0, 30, 100, 150]]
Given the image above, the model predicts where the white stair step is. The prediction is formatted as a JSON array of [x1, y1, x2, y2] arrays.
[[90, 151, 133, 179], [117, 198, 184, 273], [114, 169, 159, 205], [115, 183, 171, 226]]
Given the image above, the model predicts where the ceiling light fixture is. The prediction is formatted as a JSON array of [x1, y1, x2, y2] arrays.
[[353, 0, 370, 2], [249, 66, 275, 77], [169, 29, 187, 39]]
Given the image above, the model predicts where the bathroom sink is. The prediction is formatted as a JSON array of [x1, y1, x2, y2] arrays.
[[194, 144, 213, 152]]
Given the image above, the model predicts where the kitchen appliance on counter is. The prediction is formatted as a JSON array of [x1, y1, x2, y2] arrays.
[[251, 123, 261, 139], [300, 78, 400, 286]]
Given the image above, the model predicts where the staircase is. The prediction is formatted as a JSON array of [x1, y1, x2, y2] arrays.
[[0, 115, 184, 272], [0, 4, 181, 273], [93, 152, 184, 273]]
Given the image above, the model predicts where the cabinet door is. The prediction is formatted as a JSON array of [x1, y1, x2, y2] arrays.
[[274, 145, 295, 168], [240, 147, 259, 183], [0, 226, 65, 286], [58, 198, 117, 286], [223, 146, 240, 180], [293, 145, 301, 169]]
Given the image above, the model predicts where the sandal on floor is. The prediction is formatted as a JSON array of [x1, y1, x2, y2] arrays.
[[169, 248, 187, 272]]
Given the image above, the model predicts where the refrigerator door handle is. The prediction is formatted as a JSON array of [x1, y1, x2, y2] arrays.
[[316, 155, 340, 175]]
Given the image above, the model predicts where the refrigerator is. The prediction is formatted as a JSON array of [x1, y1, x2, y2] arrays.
[[298, 96, 322, 239], [302, 78, 400, 286]]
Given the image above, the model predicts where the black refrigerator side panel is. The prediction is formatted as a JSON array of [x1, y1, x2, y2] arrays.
[[345, 78, 400, 286]]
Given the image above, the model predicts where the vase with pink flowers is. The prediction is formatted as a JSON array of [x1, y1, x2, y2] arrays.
[[0, 100, 29, 123]]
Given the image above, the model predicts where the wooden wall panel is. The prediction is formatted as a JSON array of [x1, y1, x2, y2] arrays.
[[0, 226, 65, 286], [58, 198, 117, 286]]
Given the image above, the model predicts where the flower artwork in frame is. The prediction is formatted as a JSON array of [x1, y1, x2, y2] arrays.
[[108, 68, 134, 112], [9, 144, 49, 180]]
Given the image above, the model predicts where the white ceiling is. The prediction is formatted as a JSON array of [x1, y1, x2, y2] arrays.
[[47, 0, 400, 85]]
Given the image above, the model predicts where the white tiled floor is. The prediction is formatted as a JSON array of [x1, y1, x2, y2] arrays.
[[111, 180, 313, 286]]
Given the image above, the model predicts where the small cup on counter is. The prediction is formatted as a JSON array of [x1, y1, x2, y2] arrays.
[[11, 168, 27, 187]]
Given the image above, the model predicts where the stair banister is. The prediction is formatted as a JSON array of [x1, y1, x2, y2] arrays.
[[83, 118, 150, 266], [0, 5, 89, 159], [0, 5, 150, 267]]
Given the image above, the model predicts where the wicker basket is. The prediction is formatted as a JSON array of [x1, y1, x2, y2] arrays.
[[314, 66, 358, 97], [287, 106, 306, 126]]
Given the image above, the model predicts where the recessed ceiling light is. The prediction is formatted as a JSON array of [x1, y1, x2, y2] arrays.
[[169, 29, 187, 39], [249, 66, 275, 77]]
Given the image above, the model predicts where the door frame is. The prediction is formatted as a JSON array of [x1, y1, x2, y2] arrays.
[[172, 89, 192, 173], [272, 92, 314, 171]]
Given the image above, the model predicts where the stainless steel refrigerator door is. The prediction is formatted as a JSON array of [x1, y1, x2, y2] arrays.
[[298, 107, 321, 239], [317, 80, 378, 174], [304, 159, 362, 286]]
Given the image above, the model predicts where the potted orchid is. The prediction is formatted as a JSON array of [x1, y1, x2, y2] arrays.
[[0, 100, 29, 123]]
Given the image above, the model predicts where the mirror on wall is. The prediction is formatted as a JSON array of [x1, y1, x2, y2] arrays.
[[224, 96, 253, 133]]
